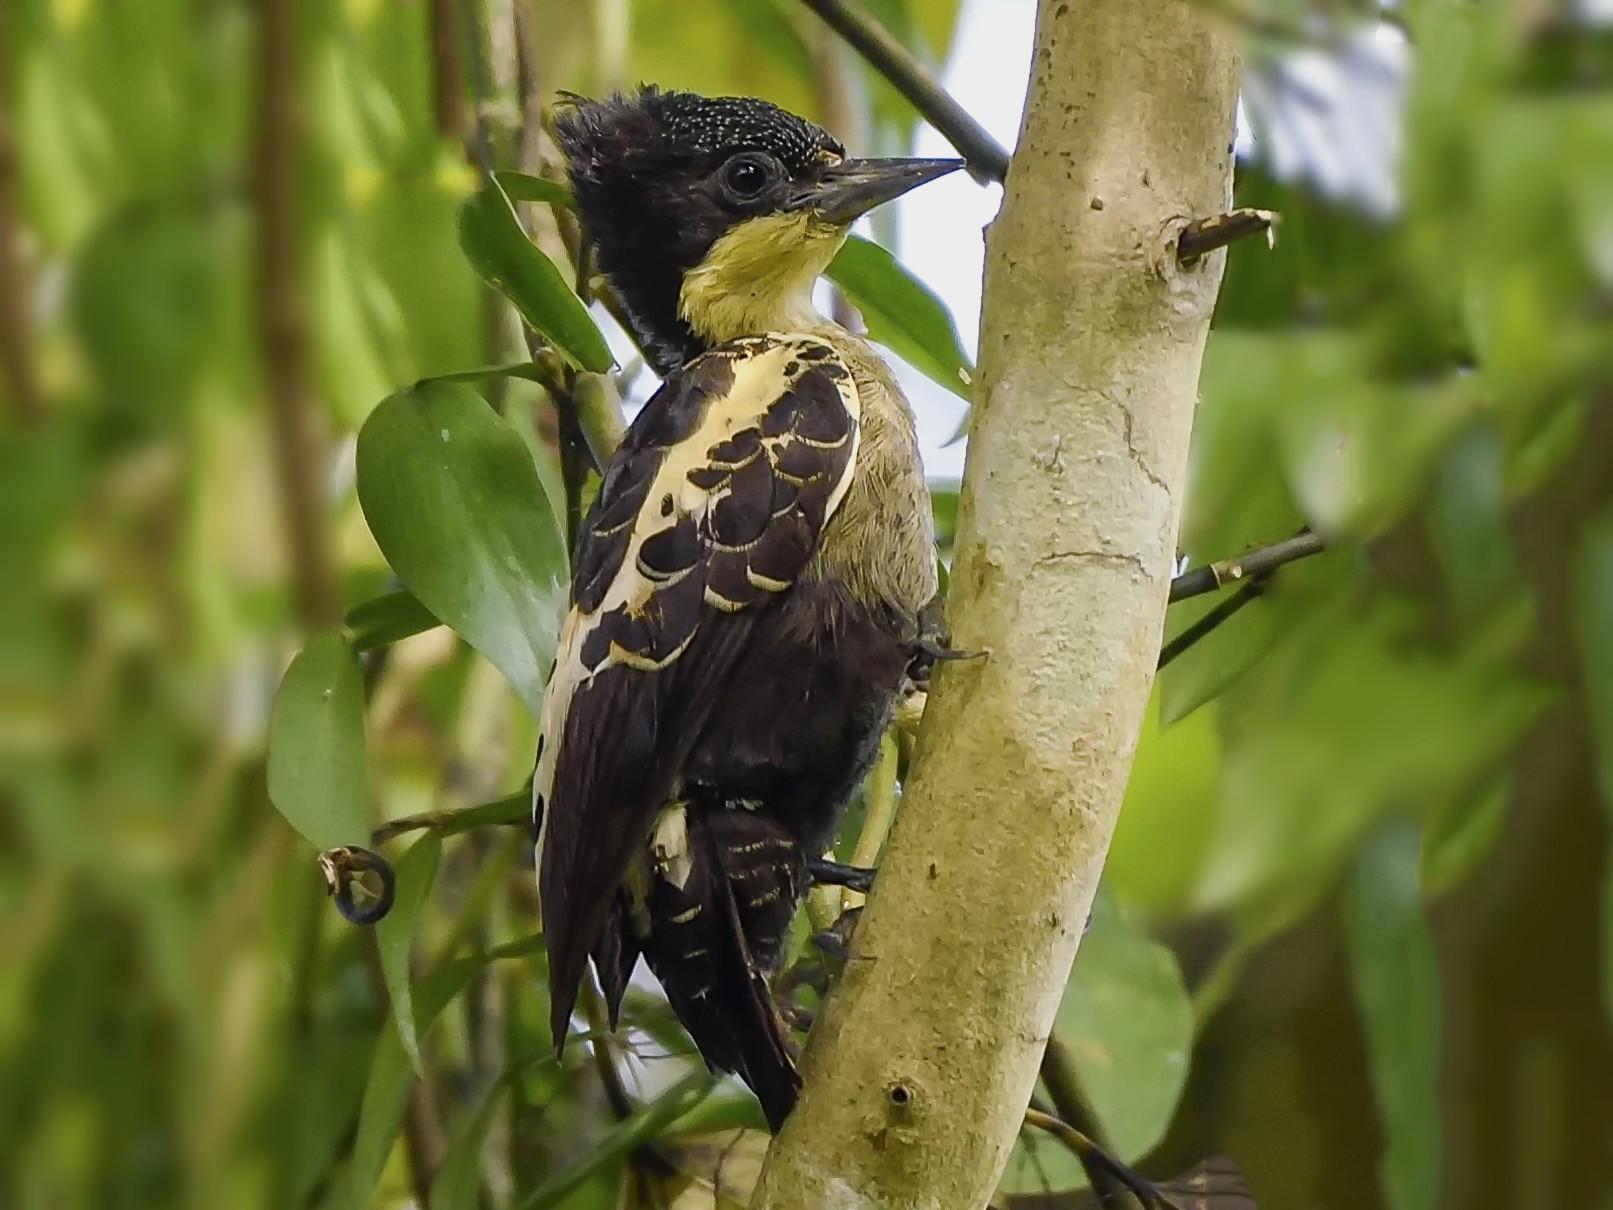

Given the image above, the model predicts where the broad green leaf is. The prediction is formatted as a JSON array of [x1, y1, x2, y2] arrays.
[[519, 1071, 714, 1209], [458, 177, 613, 372], [375, 832, 443, 1074], [496, 171, 576, 210], [1188, 593, 1552, 933], [355, 379, 568, 716], [345, 587, 442, 651], [1157, 588, 1281, 725], [827, 235, 973, 400], [1420, 774, 1509, 897], [266, 634, 371, 852], [997, 899, 1193, 1195], [1427, 426, 1517, 625], [1343, 821, 1442, 1210], [346, 936, 547, 1209]]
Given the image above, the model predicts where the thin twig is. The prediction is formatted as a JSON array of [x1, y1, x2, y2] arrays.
[[1167, 530, 1324, 602], [1177, 208, 1276, 265], [1158, 578, 1266, 669], [0, 24, 40, 425], [796, 0, 1010, 182], [580, 982, 634, 1120], [570, 371, 628, 471], [1040, 1037, 1131, 1207]]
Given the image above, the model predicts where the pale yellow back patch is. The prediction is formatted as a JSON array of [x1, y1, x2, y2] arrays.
[[532, 336, 862, 877]]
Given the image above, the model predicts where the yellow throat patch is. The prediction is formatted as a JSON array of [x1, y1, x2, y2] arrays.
[[678, 210, 848, 344]]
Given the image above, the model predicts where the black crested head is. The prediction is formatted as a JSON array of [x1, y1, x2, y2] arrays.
[[552, 88, 845, 373]]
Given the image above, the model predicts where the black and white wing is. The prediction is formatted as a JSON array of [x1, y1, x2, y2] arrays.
[[534, 334, 860, 1048]]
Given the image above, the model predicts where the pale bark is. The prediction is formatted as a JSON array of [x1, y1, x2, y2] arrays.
[[750, 2, 1239, 1206]]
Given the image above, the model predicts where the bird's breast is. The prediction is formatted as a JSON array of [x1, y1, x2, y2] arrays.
[[807, 338, 937, 624]]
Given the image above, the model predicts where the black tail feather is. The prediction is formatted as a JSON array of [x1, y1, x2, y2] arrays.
[[591, 897, 642, 1029], [640, 811, 802, 1131]]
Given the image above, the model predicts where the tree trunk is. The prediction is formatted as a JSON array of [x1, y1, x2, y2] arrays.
[[750, 2, 1239, 1205]]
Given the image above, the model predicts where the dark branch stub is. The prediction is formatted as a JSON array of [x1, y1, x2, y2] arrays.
[[318, 845, 397, 926], [1168, 530, 1325, 603], [1177, 207, 1277, 265], [1158, 531, 1326, 668]]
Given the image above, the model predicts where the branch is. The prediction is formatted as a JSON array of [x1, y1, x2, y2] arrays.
[[255, 0, 340, 630], [796, 0, 1011, 183], [750, 2, 1240, 1203], [429, 0, 467, 143], [1166, 530, 1324, 602], [1176, 207, 1276, 265]]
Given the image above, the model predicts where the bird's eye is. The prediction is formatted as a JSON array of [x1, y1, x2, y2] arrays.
[[720, 153, 777, 203]]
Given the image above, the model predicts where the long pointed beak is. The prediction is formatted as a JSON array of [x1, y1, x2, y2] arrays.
[[791, 157, 964, 223]]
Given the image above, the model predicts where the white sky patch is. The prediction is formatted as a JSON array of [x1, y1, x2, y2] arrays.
[[892, 0, 1409, 482]]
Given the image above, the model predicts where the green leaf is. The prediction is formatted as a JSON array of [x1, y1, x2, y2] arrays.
[[458, 177, 613, 372], [345, 587, 442, 651], [1157, 589, 1281, 725], [519, 1071, 714, 1209], [426, 362, 549, 386], [266, 634, 371, 852], [997, 898, 1193, 1195], [495, 171, 577, 210], [356, 379, 568, 716], [1419, 774, 1509, 897], [375, 832, 443, 1074], [1343, 821, 1443, 1210], [827, 235, 973, 400], [346, 936, 548, 1209]]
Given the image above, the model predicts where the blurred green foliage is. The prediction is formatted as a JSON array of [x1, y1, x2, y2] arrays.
[[3, 0, 1612, 1207]]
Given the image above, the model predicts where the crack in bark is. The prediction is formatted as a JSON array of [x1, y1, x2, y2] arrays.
[[1032, 548, 1151, 580], [1117, 396, 1171, 498]]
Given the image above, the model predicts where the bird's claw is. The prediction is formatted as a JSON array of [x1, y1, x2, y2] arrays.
[[806, 857, 876, 895], [906, 595, 985, 688]]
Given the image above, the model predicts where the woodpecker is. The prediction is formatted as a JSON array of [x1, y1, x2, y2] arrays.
[[536, 86, 958, 1130]]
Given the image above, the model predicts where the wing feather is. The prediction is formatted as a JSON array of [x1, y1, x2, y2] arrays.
[[533, 335, 861, 1048]]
